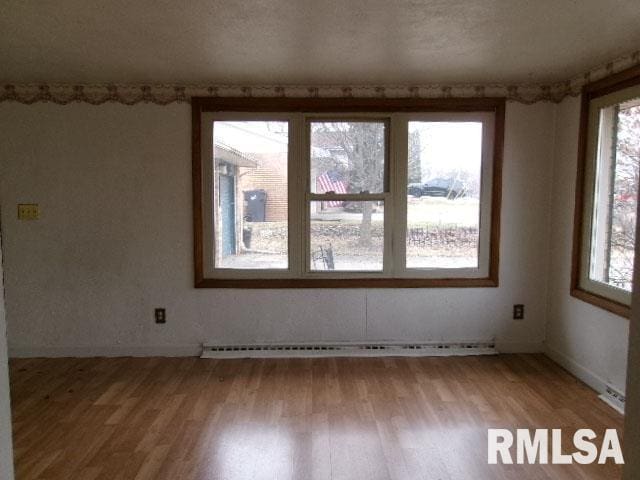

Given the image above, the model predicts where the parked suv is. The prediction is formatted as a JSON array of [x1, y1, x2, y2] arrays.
[[408, 177, 467, 198]]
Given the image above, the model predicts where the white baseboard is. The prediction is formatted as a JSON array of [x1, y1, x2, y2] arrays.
[[544, 345, 626, 414], [9, 344, 201, 358], [494, 341, 544, 353]]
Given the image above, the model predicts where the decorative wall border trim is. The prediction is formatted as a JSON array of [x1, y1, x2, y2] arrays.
[[1, 50, 638, 106]]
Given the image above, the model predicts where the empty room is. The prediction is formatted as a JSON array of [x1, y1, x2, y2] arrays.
[[1, 1, 640, 479]]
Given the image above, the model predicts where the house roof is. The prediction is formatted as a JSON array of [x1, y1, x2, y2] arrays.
[[215, 143, 258, 168]]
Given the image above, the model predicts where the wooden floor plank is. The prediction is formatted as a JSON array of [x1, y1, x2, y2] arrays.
[[8, 354, 624, 479]]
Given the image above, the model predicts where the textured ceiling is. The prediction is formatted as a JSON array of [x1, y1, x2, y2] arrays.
[[1, 0, 640, 85]]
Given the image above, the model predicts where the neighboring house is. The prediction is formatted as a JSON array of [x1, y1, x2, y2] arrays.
[[214, 143, 258, 256]]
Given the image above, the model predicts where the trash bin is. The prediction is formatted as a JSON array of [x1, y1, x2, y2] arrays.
[[243, 189, 267, 222]]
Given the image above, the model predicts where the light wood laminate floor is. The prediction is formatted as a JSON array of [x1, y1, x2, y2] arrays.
[[9, 354, 624, 480]]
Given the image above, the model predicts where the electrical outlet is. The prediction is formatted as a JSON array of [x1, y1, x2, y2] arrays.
[[513, 304, 524, 320], [154, 308, 166, 324]]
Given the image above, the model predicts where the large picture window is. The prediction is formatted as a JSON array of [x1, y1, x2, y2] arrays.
[[572, 66, 640, 316], [193, 98, 504, 288]]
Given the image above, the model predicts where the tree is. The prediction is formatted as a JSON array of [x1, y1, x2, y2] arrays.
[[408, 129, 422, 184], [608, 105, 640, 289]]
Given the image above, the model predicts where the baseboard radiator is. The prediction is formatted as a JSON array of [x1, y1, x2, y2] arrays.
[[599, 385, 626, 414], [201, 341, 497, 359]]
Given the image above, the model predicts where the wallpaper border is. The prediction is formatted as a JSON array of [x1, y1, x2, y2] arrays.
[[1, 50, 638, 106]]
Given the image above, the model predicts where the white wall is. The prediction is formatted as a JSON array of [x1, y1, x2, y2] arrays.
[[545, 96, 630, 393], [0, 101, 555, 356], [0, 228, 15, 479]]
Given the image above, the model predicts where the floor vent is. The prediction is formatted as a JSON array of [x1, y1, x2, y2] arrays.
[[599, 385, 626, 414], [201, 342, 497, 359]]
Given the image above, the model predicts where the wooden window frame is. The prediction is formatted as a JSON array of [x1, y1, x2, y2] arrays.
[[192, 97, 505, 288], [571, 65, 640, 318]]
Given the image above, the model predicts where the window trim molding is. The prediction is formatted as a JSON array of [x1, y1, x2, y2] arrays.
[[192, 97, 505, 288], [570, 65, 640, 318]]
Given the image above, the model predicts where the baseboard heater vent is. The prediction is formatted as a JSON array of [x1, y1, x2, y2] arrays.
[[201, 342, 497, 359], [599, 385, 626, 415]]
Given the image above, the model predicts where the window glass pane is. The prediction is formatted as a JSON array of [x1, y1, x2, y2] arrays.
[[310, 121, 386, 194], [213, 121, 288, 269], [406, 122, 482, 269], [310, 201, 384, 271], [589, 101, 640, 291]]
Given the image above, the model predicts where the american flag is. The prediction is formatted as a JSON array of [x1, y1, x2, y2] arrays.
[[316, 171, 347, 207]]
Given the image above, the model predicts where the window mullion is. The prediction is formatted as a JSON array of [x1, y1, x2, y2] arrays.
[[291, 113, 306, 278], [308, 193, 386, 202], [391, 115, 408, 276]]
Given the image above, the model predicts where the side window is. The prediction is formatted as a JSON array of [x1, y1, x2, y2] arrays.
[[572, 68, 640, 316]]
